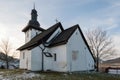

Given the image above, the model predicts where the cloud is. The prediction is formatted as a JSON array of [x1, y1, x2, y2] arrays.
[[112, 34, 120, 56], [90, 18, 119, 30]]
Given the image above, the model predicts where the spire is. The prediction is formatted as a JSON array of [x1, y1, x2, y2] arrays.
[[22, 5, 45, 32], [31, 4, 37, 21], [33, 2, 35, 9], [55, 18, 59, 23]]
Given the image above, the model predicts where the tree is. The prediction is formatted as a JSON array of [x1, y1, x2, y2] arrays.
[[0, 39, 15, 69], [85, 27, 115, 72]]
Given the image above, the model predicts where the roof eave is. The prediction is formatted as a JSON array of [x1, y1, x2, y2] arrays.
[[48, 41, 68, 48], [22, 26, 45, 32], [22, 26, 29, 32]]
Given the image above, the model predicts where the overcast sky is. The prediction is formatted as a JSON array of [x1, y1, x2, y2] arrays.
[[0, 0, 120, 58]]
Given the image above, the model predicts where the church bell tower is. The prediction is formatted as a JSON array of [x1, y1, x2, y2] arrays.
[[22, 6, 45, 43]]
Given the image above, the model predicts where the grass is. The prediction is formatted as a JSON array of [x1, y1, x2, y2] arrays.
[[36, 72, 120, 80], [0, 69, 25, 76], [0, 69, 120, 80]]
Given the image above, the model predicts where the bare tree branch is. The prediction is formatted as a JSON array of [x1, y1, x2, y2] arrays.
[[85, 27, 116, 72], [0, 38, 16, 69]]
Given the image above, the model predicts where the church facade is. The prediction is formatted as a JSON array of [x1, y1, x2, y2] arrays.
[[18, 8, 95, 72]]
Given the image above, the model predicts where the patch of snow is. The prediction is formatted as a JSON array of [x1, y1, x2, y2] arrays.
[[0, 72, 41, 80], [16, 72, 40, 79], [0, 75, 3, 80]]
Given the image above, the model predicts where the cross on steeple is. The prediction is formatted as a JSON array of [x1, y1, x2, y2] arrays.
[[33, 2, 35, 9], [31, 4, 37, 21], [55, 18, 59, 23]]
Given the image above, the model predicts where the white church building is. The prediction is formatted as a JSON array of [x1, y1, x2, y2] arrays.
[[18, 8, 95, 72]]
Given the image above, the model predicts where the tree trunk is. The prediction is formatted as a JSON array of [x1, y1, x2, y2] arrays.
[[96, 52, 99, 72], [6, 60, 9, 69], [6, 54, 9, 69]]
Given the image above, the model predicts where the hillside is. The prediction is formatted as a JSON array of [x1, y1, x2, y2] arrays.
[[0, 52, 19, 68], [0, 52, 19, 62], [103, 57, 120, 64]]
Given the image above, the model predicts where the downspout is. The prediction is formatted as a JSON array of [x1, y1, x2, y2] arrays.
[[38, 45, 44, 71]]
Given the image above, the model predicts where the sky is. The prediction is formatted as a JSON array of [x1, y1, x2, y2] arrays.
[[0, 0, 120, 59]]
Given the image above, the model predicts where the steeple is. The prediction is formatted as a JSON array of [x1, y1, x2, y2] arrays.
[[31, 4, 37, 21], [22, 6, 45, 32], [34, 3, 35, 9]]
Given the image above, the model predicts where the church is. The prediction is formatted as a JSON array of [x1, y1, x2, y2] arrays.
[[18, 7, 95, 72]]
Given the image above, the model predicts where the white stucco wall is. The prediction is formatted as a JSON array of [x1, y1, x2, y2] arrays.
[[67, 28, 95, 72], [19, 50, 31, 69], [43, 48, 53, 71], [48, 45, 67, 72], [26, 44, 67, 72], [25, 29, 31, 43], [25, 29, 41, 43], [31, 29, 41, 39], [29, 44, 67, 72], [30, 46, 42, 71]]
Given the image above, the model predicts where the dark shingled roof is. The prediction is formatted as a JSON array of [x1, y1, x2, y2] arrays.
[[22, 20, 45, 32], [18, 22, 63, 50], [49, 24, 78, 47]]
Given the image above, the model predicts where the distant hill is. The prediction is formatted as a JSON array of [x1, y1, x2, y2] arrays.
[[103, 57, 120, 64], [0, 52, 19, 62], [0, 52, 19, 69]]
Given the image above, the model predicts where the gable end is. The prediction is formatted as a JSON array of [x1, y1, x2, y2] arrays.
[[48, 24, 78, 47], [77, 26, 96, 63]]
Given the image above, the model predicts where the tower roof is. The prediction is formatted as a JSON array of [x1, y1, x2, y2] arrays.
[[22, 8, 45, 32]]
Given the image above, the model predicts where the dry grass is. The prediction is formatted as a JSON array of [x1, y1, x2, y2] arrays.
[[0, 69, 120, 80]]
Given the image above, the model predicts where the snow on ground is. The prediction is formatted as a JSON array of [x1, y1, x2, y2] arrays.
[[0, 70, 42, 80]]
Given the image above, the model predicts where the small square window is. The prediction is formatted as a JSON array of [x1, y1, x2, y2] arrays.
[[72, 50, 79, 60], [54, 53, 56, 61]]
